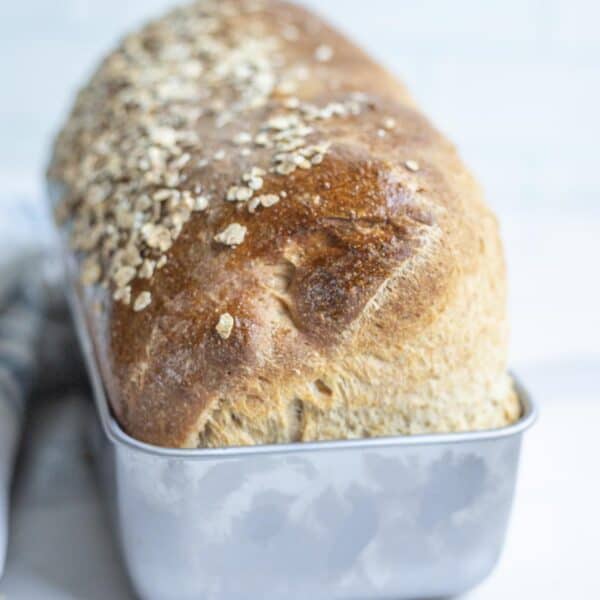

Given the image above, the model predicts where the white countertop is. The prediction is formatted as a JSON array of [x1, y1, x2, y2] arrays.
[[0, 0, 599, 597]]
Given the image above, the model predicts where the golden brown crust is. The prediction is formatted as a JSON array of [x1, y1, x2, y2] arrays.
[[49, 0, 519, 448]]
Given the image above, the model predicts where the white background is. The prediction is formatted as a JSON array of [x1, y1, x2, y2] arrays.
[[0, 1, 599, 598]]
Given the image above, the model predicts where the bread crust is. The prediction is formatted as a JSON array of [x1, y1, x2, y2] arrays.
[[49, 0, 519, 448]]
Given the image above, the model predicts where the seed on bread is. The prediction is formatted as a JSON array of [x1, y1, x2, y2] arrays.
[[216, 313, 234, 339]]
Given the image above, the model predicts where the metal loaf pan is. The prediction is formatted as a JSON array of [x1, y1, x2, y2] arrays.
[[67, 263, 536, 600]]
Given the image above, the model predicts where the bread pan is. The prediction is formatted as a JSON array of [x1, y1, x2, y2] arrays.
[[67, 263, 536, 600]]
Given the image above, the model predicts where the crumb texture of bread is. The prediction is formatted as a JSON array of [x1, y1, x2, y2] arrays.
[[48, 0, 519, 448]]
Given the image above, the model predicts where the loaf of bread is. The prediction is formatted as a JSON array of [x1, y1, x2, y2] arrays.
[[48, 0, 520, 448]]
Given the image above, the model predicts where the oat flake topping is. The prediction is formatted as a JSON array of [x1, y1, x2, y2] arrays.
[[133, 291, 152, 312], [214, 223, 247, 246], [216, 312, 235, 339], [49, 0, 375, 311]]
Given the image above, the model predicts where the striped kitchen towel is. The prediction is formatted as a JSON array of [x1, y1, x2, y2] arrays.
[[0, 255, 46, 577]]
